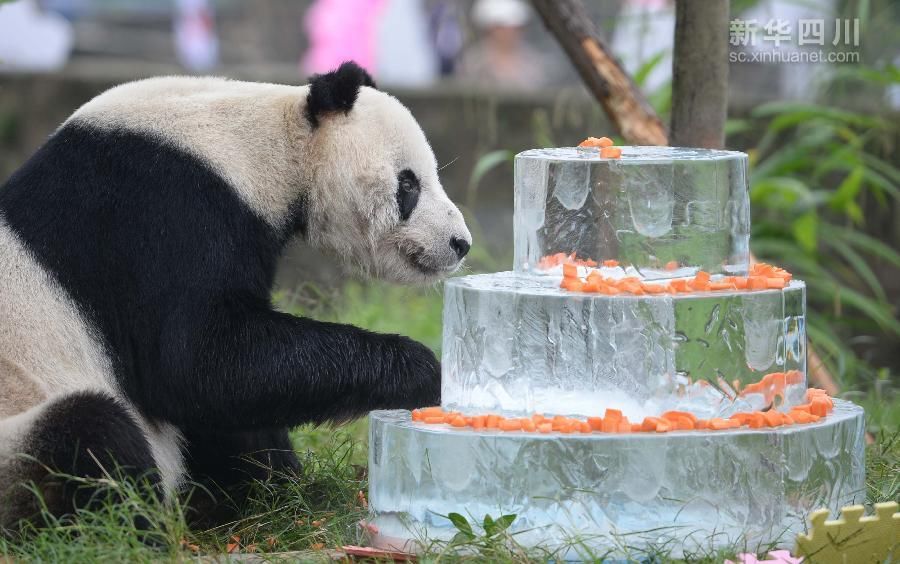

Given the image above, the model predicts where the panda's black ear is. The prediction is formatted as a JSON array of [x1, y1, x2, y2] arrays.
[[305, 61, 377, 128]]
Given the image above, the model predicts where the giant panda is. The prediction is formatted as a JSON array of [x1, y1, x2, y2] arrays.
[[0, 62, 471, 527]]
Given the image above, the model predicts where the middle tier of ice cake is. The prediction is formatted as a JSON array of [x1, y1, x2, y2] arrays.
[[514, 146, 750, 279], [442, 272, 807, 420]]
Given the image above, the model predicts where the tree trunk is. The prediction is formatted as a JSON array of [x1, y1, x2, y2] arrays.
[[670, 0, 729, 148], [530, 0, 667, 146]]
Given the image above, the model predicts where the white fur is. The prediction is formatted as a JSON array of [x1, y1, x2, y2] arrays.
[[70, 76, 471, 283], [0, 219, 185, 498]]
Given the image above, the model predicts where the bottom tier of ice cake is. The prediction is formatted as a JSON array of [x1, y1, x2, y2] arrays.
[[367, 400, 865, 559]]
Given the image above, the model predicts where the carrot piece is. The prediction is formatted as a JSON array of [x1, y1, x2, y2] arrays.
[[521, 418, 536, 432], [578, 137, 601, 148], [604, 408, 623, 421], [732, 277, 749, 289], [806, 388, 829, 399], [603, 259, 619, 267], [641, 417, 662, 432], [694, 271, 711, 286], [748, 276, 768, 290], [782, 413, 796, 425], [450, 416, 467, 428], [661, 410, 698, 424], [810, 397, 831, 417], [748, 412, 767, 428], [579, 421, 593, 434], [790, 411, 813, 424], [709, 418, 732, 430], [709, 282, 734, 291], [424, 416, 445, 424], [485, 414, 501, 428], [581, 280, 600, 293], [562, 263, 578, 279], [558, 422, 575, 434], [471, 415, 486, 429], [695, 419, 709, 430], [617, 419, 632, 433], [419, 406, 444, 416], [766, 277, 786, 289], [601, 418, 618, 433], [600, 285, 622, 295], [763, 411, 784, 427], [643, 283, 667, 294], [411, 410, 425, 422], [532, 413, 545, 423], [560, 278, 585, 292], [538, 422, 553, 433], [786, 370, 804, 384], [665, 260, 680, 271], [498, 419, 522, 431], [587, 417, 604, 431], [600, 146, 622, 159], [655, 420, 671, 433], [597, 136, 614, 148], [670, 279, 689, 292]]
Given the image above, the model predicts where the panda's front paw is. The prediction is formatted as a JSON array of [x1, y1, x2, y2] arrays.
[[391, 336, 441, 409]]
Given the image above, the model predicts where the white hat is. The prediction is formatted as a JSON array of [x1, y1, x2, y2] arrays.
[[472, 0, 530, 28]]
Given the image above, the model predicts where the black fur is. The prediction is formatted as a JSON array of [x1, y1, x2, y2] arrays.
[[183, 428, 300, 527], [305, 61, 376, 128], [6, 392, 158, 523], [0, 120, 440, 518]]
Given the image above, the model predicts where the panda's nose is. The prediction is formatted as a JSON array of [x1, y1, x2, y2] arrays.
[[450, 237, 470, 260]]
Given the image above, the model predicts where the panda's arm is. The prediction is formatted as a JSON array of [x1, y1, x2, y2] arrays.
[[150, 293, 440, 431]]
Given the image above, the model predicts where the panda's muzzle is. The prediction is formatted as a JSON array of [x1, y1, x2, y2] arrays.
[[450, 236, 470, 260]]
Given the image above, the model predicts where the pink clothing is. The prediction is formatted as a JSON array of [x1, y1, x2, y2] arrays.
[[302, 0, 386, 75]]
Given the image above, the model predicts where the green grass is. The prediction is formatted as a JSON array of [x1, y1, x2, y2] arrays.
[[2, 281, 897, 563]]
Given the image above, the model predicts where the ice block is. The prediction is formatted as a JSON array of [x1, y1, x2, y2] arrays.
[[368, 401, 866, 559], [441, 272, 806, 419], [514, 147, 750, 279]]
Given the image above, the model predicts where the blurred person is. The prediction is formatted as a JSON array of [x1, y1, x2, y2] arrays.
[[429, 0, 464, 76], [457, 0, 551, 91], [0, 0, 72, 72], [302, 0, 386, 75], [174, 0, 219, 72], [375, 0, 438, 86]]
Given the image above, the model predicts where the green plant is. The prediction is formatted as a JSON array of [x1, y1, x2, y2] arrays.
[[733, 72, 900, 388]]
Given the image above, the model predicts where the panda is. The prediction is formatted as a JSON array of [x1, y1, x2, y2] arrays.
[[0, 61, 471, 527]]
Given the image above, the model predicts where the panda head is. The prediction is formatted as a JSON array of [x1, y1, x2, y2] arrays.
[[302, 62, 471, 284]]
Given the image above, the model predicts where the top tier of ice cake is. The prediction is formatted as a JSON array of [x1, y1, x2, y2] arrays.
[[514, 146, 750, 279]]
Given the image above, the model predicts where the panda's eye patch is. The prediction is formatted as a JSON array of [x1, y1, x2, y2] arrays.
[[396, 169, 421, 221]]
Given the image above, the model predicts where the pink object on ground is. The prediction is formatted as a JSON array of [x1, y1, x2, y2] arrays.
[[725, 549, 804, 564], [301, 0, 386, 75]]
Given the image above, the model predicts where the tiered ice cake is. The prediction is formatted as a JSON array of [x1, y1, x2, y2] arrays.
[[367, 146, 865, 557]]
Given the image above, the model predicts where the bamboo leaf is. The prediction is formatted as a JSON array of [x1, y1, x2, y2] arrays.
[[791, 212, 818, 253], [825, 235, 888, 302], [834, 227, 900, 268], [829, 167, 865, 216]]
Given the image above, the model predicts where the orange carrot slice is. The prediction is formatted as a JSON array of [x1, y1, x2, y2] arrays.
[[498, 419, 522, 431], [600, 146, 622, 159], [587, 416, 604, 431], [563, 263, 579, 279], [603, 259, 619, 267]]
